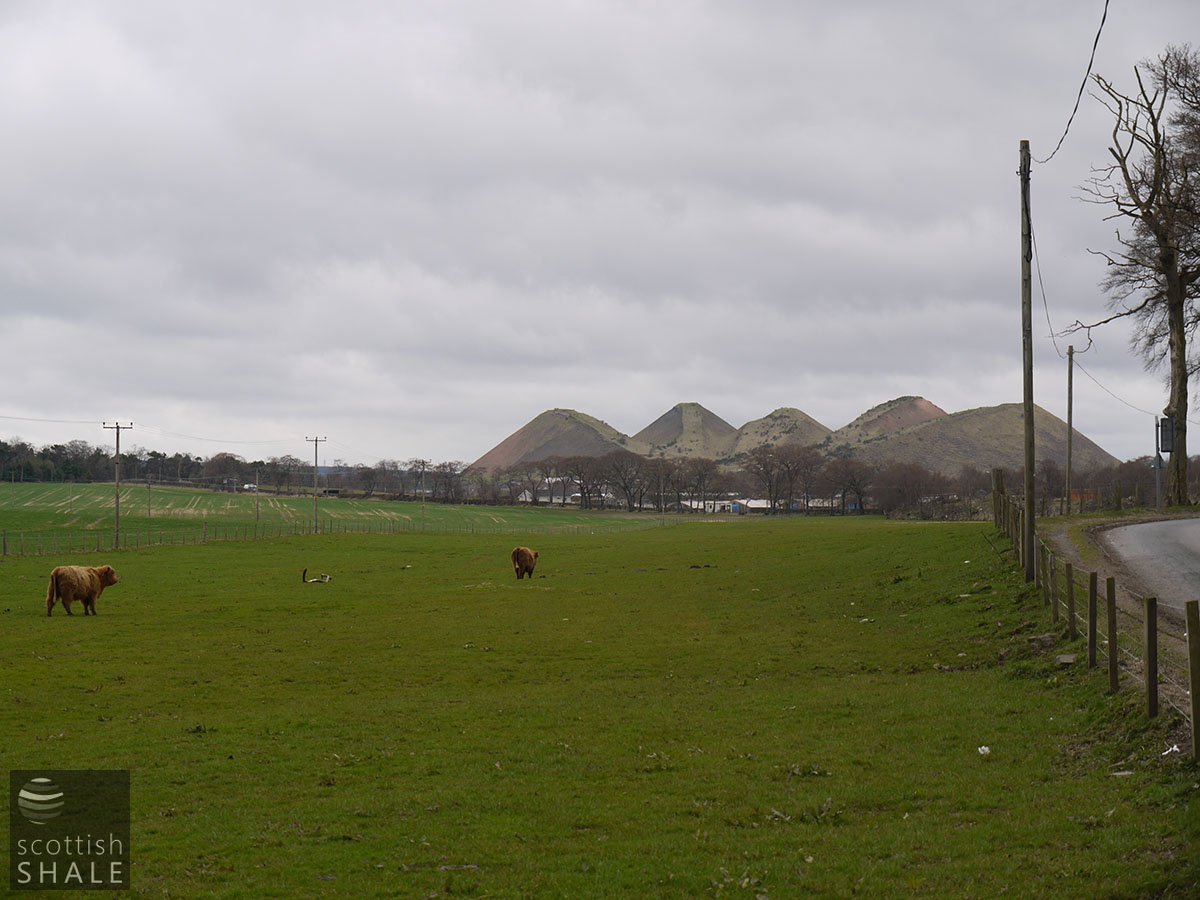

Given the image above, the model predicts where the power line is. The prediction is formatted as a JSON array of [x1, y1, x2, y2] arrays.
[[1074, 360, 1158, 417], [1076, 361, 1200, 429], [1029, 217, 1067, 359], [1034, 0, 1111, 165], [1015, 218, 1198, 433], [0, 412, 298, 448], [0, 413, 99, 426], [1072, 359, 1200, 452], [135, 423, 297, 446], [0, 411, 426, 469]]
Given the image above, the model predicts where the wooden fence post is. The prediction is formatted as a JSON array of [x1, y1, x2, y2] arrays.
[[1040, 546, 1050, 605], [1018, 509, 1026, 575], [1065, 563, 1077, 641], [1106, 576, 1119, 693], [1049, 553, 1059, 622], [1186, 601, 1199, 762], [1088, 572, 1098, 669], [1143, 596, 1158, 719]]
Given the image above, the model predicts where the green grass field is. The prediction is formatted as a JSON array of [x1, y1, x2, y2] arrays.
[[1, 509, 1197, 896], [0, 483, 653, 556]]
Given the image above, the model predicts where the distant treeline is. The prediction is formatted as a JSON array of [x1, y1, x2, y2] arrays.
[[3, 436, 1191, 517], [472, 447, 1195, 517]]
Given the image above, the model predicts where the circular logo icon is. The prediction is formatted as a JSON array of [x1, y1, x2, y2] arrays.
[[18, 777, 64, 825]]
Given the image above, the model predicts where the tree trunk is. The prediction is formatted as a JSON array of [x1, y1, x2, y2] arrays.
[[1165, 262, 1190, 505]]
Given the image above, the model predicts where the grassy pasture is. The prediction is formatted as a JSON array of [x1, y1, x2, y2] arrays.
[[0, 517, 1196, 897], [0, 483, 650, 554]]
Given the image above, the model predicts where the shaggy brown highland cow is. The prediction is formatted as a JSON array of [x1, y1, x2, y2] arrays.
[[46, 564, 120, 616], [511, 546, 539, 580]]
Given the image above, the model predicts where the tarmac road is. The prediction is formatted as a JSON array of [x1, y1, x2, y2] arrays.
[[1101, 518, 1200, 612]]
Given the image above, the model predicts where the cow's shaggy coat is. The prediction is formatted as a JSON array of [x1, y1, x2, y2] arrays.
[[46, 565, 120, 616], [511, 547, 539, 580]]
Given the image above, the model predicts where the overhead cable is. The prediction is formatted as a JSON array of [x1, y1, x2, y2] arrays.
[[1034, 0, 1111, 165]]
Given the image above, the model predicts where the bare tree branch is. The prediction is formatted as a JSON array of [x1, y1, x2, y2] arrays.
[[1082, 45, 1200, 503]]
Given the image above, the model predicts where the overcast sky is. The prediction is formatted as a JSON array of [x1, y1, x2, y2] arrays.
[[2, 1, 1197, 468]]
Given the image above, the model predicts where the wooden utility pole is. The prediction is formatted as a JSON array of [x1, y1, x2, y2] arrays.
[[1020, 140, 1035, 581], [1065, 345, 1074, 515], [306, 436, 326, 532], [103, 422, 133, 549]]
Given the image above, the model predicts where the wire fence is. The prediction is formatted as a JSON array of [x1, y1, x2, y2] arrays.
[[0, 516, 669, 557], [1040, 551, 1191, 720], [994, 489, 1200, 760]]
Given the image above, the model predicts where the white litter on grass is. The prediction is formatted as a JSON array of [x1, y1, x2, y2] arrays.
[[978, 746, 991, 756], [1162, 745, 1181, 756]]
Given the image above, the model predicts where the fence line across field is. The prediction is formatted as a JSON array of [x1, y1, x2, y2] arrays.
[[995, 484, 1199, 760], [0, 516, 669, 557], [1048, 556, 1190, 718]]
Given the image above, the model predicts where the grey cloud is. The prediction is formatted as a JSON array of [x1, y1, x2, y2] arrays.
[[2, 0, 1197, 464]]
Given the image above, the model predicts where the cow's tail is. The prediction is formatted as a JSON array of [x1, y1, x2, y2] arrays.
[[46, 570, 58, 615]]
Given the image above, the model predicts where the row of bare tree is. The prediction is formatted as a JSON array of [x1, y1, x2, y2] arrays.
[[484, 447, 987, 516]]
